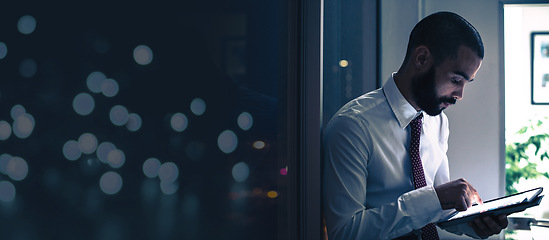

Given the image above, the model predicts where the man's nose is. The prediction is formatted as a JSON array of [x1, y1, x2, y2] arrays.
[[453, 85, 464, 100]]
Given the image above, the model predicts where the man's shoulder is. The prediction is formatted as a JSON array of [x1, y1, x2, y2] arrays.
[[334, 88, 389, 120]]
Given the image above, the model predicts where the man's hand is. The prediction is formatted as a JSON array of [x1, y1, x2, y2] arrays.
[[435, 179, 508, 238], [469, 215, 508, 238], [435, 178, 482, 211]]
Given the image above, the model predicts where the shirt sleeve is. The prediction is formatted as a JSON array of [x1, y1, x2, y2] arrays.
[[322, 116, 444, 240]]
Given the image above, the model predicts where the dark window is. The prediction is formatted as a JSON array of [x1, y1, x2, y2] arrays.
[[0, 1, 294, 239]]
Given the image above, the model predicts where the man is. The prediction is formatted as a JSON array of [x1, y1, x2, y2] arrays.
[[322, 12, 508, 239]]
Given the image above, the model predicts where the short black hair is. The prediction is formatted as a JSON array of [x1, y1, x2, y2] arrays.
[[403, 11, 484, 66]]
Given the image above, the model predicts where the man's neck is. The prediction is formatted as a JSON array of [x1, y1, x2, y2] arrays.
[[393, 70, 421, 111]]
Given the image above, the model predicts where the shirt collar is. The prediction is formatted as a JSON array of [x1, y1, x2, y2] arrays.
[[383, 73, 423, 129]]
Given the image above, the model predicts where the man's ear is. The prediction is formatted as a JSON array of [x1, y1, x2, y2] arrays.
[[413, 46, 431, 70]]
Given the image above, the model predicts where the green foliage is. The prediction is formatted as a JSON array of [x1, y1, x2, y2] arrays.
[[504, 229, 517, 240], [505, 117, 549, 195]]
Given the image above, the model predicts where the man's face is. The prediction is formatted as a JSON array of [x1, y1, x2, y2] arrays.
[[411, 45, 482, 116], [411, 65, 449, 116]]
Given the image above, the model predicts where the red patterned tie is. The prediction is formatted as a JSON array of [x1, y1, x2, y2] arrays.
[[410, 114, 440, 240]]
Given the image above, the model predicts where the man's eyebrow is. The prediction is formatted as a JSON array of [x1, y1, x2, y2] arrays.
[[454, 71, 474, 82]]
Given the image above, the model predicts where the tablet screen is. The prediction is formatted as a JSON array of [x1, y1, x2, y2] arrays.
[[445, 187, 542, 221]]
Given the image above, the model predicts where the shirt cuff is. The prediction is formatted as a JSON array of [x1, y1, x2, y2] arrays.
[[403, 186, 443, 228]]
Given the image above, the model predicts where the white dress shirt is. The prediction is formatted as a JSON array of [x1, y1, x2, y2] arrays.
[[322, 75, 477, 239]]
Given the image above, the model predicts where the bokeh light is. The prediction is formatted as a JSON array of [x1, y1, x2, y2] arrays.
[[99, 171, 123, 195], [0, 181, 16, 203], [0, 154, 12, 174], [17, 15, 37, 34], [106, 149, 125, 168], [190, 98, 206, 116], [158, 162, 178, 184], [170, 113, 188, 132], [0, 120, 12, 140], [237, 112, 253, 131], [0, 42, 7, 60], [110, 105, 129, 126], [19, 58, 37, 78], [267, 191, 278, 199], [280, 167, 288, 176], [143, 158, 161, 178], [6, 156, 29, 181], [231, 162, 249, 183], [86, 71, 107, 93], [78, 133, 98, 154], [339, 59, 349, 68], [160, 181, 178, 195], [101, 78, 119, 97], [252, 188, 263, 196], [252, 141, 265, 149], [73, 93, 95, 116], [96, 142, 116, 163], [63, 140, 82, 161], [133, 45, 153, 65], [13, 113, 35, 139], [10, 105, 26, 120], [126, 113, 142, 132], [218, 130, 238, 154]]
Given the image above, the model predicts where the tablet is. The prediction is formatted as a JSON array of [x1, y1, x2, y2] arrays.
[[437, 187, 544, 228]]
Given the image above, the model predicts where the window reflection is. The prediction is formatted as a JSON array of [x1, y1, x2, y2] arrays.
[[0, 1, 287, 239]]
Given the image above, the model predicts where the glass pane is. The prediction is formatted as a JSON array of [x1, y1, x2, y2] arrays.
[[0, 2, 290, 239], [323, 0, 378, 125], [322, 1, 377, 236]]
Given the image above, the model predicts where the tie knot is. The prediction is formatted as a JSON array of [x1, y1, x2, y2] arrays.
[[411, 113, 423, 125]]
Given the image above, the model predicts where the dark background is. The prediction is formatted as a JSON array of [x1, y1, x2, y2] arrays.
[[0, 1, 283, 239]]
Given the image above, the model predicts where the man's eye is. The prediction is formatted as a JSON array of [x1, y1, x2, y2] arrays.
[[451, 78, 460, 84]]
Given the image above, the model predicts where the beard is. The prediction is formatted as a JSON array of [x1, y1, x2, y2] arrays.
[[410, 66, 456, 116]]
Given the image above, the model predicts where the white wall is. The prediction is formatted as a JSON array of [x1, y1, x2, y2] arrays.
[[381, 1, 504, 239], [380, 0, 419, 83]]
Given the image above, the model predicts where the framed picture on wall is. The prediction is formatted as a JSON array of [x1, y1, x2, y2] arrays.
[[531, 32, 549, 104]]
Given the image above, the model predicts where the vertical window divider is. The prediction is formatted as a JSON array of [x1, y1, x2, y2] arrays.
[[301, 0, 323, 239]]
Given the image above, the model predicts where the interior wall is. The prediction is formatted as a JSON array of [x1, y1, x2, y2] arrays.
[[380, 0, 419, 84], [381, 0, 504, 206]]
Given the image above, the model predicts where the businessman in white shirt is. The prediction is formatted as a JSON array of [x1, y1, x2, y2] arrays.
[[322, 12, 508, 240]]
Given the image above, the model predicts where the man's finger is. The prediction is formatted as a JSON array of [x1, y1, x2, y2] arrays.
[[456, 196, 468, 211], [473, 193, 483, 205], [496, 215, 509, 228], [483, 216, 502, 235], [463, 191, 472, 208], [468, 184, 483, 205], [472, 217, 490, 238], [473, 189, 483, 205]]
